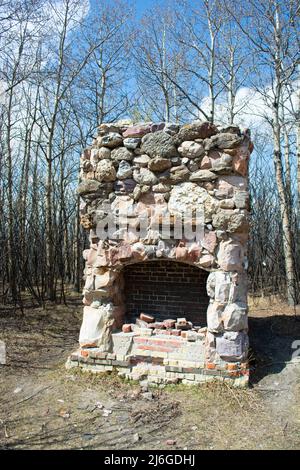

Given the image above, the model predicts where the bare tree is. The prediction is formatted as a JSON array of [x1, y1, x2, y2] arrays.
[[225, 0, 299, 305]]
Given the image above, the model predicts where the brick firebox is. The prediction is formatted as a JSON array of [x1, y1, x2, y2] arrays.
[[124, 260, 209, 325]]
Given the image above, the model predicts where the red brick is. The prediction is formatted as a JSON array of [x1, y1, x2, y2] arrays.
[[206, 362, 216, 370], [170, 329, 181, 336], [163, 319, 176, 329], [140, 313, 155, 323]]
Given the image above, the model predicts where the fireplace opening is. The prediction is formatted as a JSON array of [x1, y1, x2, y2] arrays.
[[123, 260, 209, 326]]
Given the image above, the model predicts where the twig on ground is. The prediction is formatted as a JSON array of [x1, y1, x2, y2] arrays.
[[15, 385, 52, 406]]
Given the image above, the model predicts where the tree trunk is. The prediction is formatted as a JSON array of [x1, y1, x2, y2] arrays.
[[273, 116, 297, 305]]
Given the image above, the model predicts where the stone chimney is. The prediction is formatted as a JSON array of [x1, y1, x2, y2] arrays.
[[67, 120, 253, 387]]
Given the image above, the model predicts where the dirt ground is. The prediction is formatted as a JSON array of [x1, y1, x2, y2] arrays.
[[0, 294, 300, 450]]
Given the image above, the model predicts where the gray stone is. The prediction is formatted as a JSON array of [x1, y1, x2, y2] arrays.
[[211, 159, 232, 174], [212, 209, 248, 233], [98, 147, 111, 159], [141, 391, 154, 400], [187, 160, 199, 172], [164, 123, 179, 135], [133, 167, 158, 185], [133, 185, 142, 200], [78, 180, 113, 200], [98, 123, 122, 135], [177, 121, 218, 142], [216, 331, 248, 360], [148, 157, 172, 172], [151, 122, 165, 132], [217, 125, 241, 135], [133, 154, 151, 167], [219, 199, 235, 209], [111, 147, 134, 162], [234, 191, 249, 209], [116, 160, 133, 180], [170, 156, 182, 166], [210, 133, 243, 149], [141, 131, 178, 158], [189, 170, 218, 182], [99, 132, 123, 148], [123, 137, 141, 149], [169, 165, 190, 183], [112, 332, 134, 355], [222, 303, 248, 331], [114, 179, 136, 194], [152, 183, 171, 193]]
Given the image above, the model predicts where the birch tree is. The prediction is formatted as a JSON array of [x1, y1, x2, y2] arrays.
[[225, 0, 299, 305]]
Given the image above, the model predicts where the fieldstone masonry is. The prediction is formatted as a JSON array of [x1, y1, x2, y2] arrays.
[[67, 120, 253, 387]]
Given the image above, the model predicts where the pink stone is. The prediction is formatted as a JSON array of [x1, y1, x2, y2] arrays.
[[201, 230, 217, 253], [122, 324, 132, 333], [232, 153, 249, 176], [208, 149, 221, 161], [199, 155, 212, 169], [122, 124, 152, 138], [118, 244, 132, 260], [187, 242, 201, 262], [198, 254, 214, 268], [86, 247, 97, 266], [217, 239, 244, 272], [175, 243, 188, 260]]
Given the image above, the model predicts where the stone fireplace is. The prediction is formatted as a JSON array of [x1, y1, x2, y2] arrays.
[[67, 120, 253, 387]]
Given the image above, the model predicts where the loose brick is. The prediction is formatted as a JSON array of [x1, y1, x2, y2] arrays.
[[80, 349, 89, 358], [163, 319, 176, 329], [206, 362, 216, 369], [140, 313, 155, 323]]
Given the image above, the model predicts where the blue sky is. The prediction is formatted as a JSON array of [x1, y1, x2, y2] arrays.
[[89, 0, 163, 18], [135, 0, 156, 15]]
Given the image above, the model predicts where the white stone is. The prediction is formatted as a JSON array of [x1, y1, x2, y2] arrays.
[[95, 159, 116, 182], [222, 302, 248, 331], [206, 302, 224, 333], [178, 141, 205, 158], [79, 304, 115, 350]]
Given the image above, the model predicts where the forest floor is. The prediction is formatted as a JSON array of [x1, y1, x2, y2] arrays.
[[0, 294, 300, 450]]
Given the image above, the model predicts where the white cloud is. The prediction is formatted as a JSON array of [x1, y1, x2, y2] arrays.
[[200, 83, 298, 135]]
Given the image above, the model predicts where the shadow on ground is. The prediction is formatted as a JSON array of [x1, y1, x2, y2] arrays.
[[249, 315, 300, 385]]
